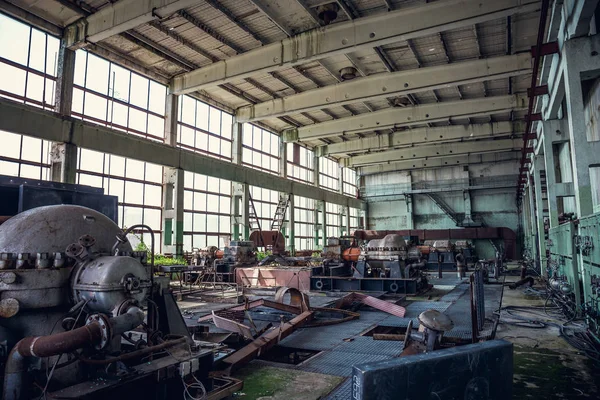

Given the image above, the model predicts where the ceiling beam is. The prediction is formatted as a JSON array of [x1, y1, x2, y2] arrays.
[[357, 151, 521, 175], [345, 138, 522, 167], [237, 53, 531, 122], [318, 121, 524, 156], [283, 94, 527, 141], [170, 0, 541, 94], [64, 0, 201, 48]]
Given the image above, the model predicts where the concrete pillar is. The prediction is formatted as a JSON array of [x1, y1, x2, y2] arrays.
[[313, 152, 320, 187], [279, 138, 287, 178], [527, 177, 537, 260], [542, 121, 563, 228], [50, 42, 76, 184], [338, 164, 344, 194], [288, 195, 295, 254], [404, 194, 414, 229], [344, 205, 351, 236], [162, 93, 184, 256], [232, 183, 250, 241], [533, 155, 547, 274], [563, 38, 596, 218], [462, 190, 474, 226], [321, 201, 327, 248]]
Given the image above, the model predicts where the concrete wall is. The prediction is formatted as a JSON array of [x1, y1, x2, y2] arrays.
[[364, 160, 519, 258]]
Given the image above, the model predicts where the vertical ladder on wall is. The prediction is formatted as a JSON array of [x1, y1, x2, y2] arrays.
[[248, 193, 265, 247], [270, 194, 291, 234]]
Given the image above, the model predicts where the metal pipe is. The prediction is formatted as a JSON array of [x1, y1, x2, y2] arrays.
[[78, 336, 188, 365], [3, 307, 144, 400]]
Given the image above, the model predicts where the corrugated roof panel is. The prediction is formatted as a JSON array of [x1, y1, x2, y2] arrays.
[[511, 10, 542, 53], [442, 27, 479, 61], [478, 18, 507, 57], [413, 35, 448, 67], [382, 41, 419, 70]]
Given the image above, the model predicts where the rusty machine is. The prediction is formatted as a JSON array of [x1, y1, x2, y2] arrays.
[[311, 234, 429, 294], [0, 205, 239, 399]]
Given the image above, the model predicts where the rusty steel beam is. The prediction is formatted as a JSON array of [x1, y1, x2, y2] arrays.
[[220, 311, 313, 373]]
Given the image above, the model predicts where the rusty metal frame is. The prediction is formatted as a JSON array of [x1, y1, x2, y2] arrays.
[[219, 311, 313, 373], [334, 292, 406, 318]]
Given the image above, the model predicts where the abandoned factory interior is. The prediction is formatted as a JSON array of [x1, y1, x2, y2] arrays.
[[0, 0, 600, 398]]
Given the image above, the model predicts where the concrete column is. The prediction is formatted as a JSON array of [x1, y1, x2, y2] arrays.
[[162, 168, 184, 256], [321, 201, 327, 248], [462, 190, 474, 226], [231, 120, 243, 165], [162, 93, 184, 256], [563, 39, 596, 218], [287, 195, 295, 254], [231, 183, 250, 240], [542, 123, 560, 228], [533, 155, 547, 274], [404, 195, 414, 229], [527, 178, 538, 260], [279, 138, 287, 178], [313, 152, 320, 187], [344, 206, 351, 236], [338, 164, 344, 194], [50, 42, 76, 184]]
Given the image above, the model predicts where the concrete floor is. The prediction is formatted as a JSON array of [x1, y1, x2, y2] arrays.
[[174, 273, 600, 399], [497, 276, 600, 399]]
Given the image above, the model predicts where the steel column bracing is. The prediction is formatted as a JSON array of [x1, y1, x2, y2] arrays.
[[318, 122, 523, 156], [0, 97, 364, 209], [358, 151, 521, 175], [170, 0, 541, 94], [236, 54, 532, 122], [64, 0, 202, 48], [284, 95, 527, 141]]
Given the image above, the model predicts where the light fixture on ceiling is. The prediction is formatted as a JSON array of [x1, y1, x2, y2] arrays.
[[339, 67, 358, 81], [317, 3, 340, 25]]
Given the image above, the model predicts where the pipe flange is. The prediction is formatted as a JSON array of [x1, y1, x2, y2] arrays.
[[86, 314, 111, 350]]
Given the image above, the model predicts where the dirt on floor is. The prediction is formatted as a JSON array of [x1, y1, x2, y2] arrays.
[[232, 364, 343, 400], [498, 276, 600, 399]]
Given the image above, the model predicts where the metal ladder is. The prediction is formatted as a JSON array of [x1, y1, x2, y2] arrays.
[[270, 194, 290, 234], [248, 193, 265, 247]]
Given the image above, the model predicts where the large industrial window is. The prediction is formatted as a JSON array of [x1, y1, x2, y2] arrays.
[[249, 186, 280, 233], [0, 13, 59, 109], [326, 203, 341, 238], [72, 50, 166, 142], [319, 157, 339, 192], [343, 167, 358, 197], [0, 14, 56, 179], [183, 171, 231, 252], [294, 195, 316, 251], [349, 207, 360, 233], [76, 148, 163, 251], [287, 143, 314, 184], [177, 95, 233, 161], [0, 130, 50, 180], [242, 124, 279, 175]]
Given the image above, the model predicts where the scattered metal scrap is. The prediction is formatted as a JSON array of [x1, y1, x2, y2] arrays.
[[335, 292, 407, 318]]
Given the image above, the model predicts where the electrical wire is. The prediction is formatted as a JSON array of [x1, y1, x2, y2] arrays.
[[182, 373, 207, 400]]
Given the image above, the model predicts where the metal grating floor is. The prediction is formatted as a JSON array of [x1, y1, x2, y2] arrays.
[[295, 350, 393, 376]]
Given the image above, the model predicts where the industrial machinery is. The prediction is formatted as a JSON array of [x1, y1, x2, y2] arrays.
[[0, 205, 237, 399], [311, 234, 428, 294], [213, 240, 257, 282], [191, 246, 224, 267]]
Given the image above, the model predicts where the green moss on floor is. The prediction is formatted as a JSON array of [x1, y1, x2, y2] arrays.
[[233, 364, 343, 400]]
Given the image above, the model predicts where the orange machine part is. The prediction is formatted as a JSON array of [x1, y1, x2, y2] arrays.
[[417, 245, 432, 255], [342, 247, 361, 262], [215, 249, 224, 259]]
